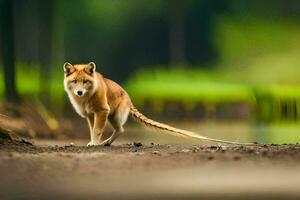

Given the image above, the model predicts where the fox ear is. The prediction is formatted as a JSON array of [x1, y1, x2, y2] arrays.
[[85, 62, 96, 75], [63, 62, 75, 75]]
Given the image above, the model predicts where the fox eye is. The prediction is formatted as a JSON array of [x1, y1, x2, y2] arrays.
[[83, 80, 88, 84], [72, 79, 77, 84]]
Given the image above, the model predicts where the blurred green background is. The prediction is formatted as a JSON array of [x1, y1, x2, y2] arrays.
[[1, 0, 300, 143]]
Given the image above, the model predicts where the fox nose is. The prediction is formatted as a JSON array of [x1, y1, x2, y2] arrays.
[[77, 90, 83, 96]]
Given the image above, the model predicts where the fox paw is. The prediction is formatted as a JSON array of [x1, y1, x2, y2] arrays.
[[86, 141, 100, 147]]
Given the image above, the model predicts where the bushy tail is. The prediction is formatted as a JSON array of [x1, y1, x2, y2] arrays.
[[130, 105, 253, 145]]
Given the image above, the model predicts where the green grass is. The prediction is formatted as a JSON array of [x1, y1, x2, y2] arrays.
[[0, 64, 41, 97], [125, 65, 300, 109], [125, 68, 255, 107], [256, 85, 300, 98], [0, 63, 65, 104]]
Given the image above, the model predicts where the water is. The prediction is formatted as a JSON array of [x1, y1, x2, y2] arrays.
[[124, 120, 300, 144]]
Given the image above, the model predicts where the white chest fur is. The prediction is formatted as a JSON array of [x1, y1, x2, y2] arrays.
[[67, 93, 93, 117]]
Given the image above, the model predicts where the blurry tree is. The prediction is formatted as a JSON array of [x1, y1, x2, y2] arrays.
[[168, 0, 186, 66], [38, 0, 53, 100], [62, 0, 228, 83], [0, 0, 19, 102], [185, 0, 227, 66]]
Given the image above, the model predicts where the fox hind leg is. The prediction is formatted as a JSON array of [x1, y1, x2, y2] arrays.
[[100, 103, 130, 146]]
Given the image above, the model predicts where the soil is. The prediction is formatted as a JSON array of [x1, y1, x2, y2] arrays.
[[1, 139, 300, 200]]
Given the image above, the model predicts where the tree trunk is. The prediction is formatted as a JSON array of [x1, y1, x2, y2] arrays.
[[0, 0, 19, 102], [168, 0, 186, 67], [38, 0, 53, 101]]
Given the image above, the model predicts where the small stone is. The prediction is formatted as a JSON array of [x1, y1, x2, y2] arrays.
[[21, 139, 33, 146], [192, 149, 198, 153], [181, 149, 190, 153], [221, 146, 227, 150], [133, 141, 142, 147], [192, 147, 200, 153], [70, 142, 75, 146], [152, 150, 160, 155], [247, 148, 255, 153], [210, 145, 218, 150]]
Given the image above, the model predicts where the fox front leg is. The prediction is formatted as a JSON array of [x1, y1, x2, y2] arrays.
[[86, 114, 98, 146], [87, 110, 109, 146]]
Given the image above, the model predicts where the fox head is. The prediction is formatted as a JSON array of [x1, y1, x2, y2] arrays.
[[63, 62, 98, 97]]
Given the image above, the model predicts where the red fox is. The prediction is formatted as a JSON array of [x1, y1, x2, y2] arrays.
[[64, 62, 252, 146]]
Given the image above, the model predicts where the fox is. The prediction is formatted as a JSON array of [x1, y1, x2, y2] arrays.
[[63, 62, 253, 146]]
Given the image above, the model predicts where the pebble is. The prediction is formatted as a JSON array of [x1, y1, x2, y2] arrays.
[[221, 146, 227, 150], [181, 149, 190, 153], [133, 141, 142, 147], [192, 147, 200, 153], [152, 150, 160, 155]]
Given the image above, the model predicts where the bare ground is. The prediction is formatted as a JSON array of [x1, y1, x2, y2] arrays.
[[1, 139, 300, 200]]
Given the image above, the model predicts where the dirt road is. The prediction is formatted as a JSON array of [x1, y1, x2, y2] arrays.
[[1, 140, 300, 200]]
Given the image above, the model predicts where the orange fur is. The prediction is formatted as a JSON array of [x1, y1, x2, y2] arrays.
[[64, 62, 253, 146]]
